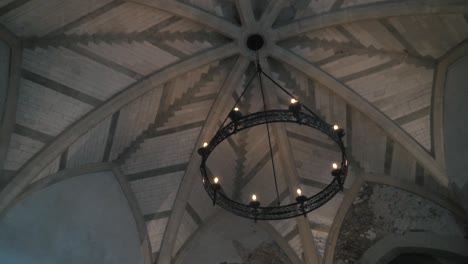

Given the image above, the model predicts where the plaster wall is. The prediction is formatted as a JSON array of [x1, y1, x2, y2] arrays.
[[0, 171, 143, 264], [444, 55, 468, 212]]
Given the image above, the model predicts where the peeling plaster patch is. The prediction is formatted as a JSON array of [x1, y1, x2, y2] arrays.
[[368, 185, 463, 236], [334, 183, 466, 263]]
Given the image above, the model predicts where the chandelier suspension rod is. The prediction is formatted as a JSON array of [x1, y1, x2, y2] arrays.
[[255, 51, 281, 206], [215, 64, 258, 135], [260, 72, 322, 120]]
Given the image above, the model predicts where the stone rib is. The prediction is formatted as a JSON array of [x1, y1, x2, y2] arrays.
[[231, 82, 255, 199], [24, 29, 231, 50]]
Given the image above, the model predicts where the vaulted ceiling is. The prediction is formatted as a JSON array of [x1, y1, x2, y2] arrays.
[[1, 0, 467, 263]]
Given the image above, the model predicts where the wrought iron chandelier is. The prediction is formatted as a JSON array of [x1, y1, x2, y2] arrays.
[[198, 35, 348, 221]]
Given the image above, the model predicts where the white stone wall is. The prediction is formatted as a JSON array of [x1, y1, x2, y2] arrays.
[[444, 55, 468, 213]]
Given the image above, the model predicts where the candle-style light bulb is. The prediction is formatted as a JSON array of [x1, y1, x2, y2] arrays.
[[252, 194, 257, 201], [332, 163, 338, 169], [297, 188, 302, 195], [333, 124, 339, 131], [291, 98, 298, 104], [234, 107, 239, 111], [203, 142, 208, 148], [214, 177, 219, 184]]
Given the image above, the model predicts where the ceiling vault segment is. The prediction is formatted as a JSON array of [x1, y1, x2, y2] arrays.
[[0, 43, 239, 214], [260, 57, 321, 264], [128, 0, 242, 39], [272, 0, 468, 41], [323, 176, 365, 264], [156, 56, 250, 264], [1, 1, 467, 262], [268, 45, 448, 187]]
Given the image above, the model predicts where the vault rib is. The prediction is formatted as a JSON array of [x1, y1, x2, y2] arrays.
[[269, 45, 448, 187], [432, 39, 468, 179], [128, 0, 242, 40], [322, 176, 364, 264], [115, 61, 227, 164], [156, 56, 250, 264], [0, 25, 21, 189], [235, 0, 256, 27], [260, 57, 321, 264], [259, 0, 288, 28]]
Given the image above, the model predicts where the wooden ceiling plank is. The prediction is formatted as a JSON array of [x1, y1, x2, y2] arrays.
[[273, 0, 468, 41], [0, 43, 239, 215], [128, 0, 241, 39]]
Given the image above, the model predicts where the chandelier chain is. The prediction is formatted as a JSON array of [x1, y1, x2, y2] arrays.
[[216, 64, 258, 135], [261, 72, 323, 121], [256, 52, 281, 206], [198, 42, 347, 220]]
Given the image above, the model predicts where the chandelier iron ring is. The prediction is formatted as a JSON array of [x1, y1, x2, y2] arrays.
[[198, 109, 349, 220]]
